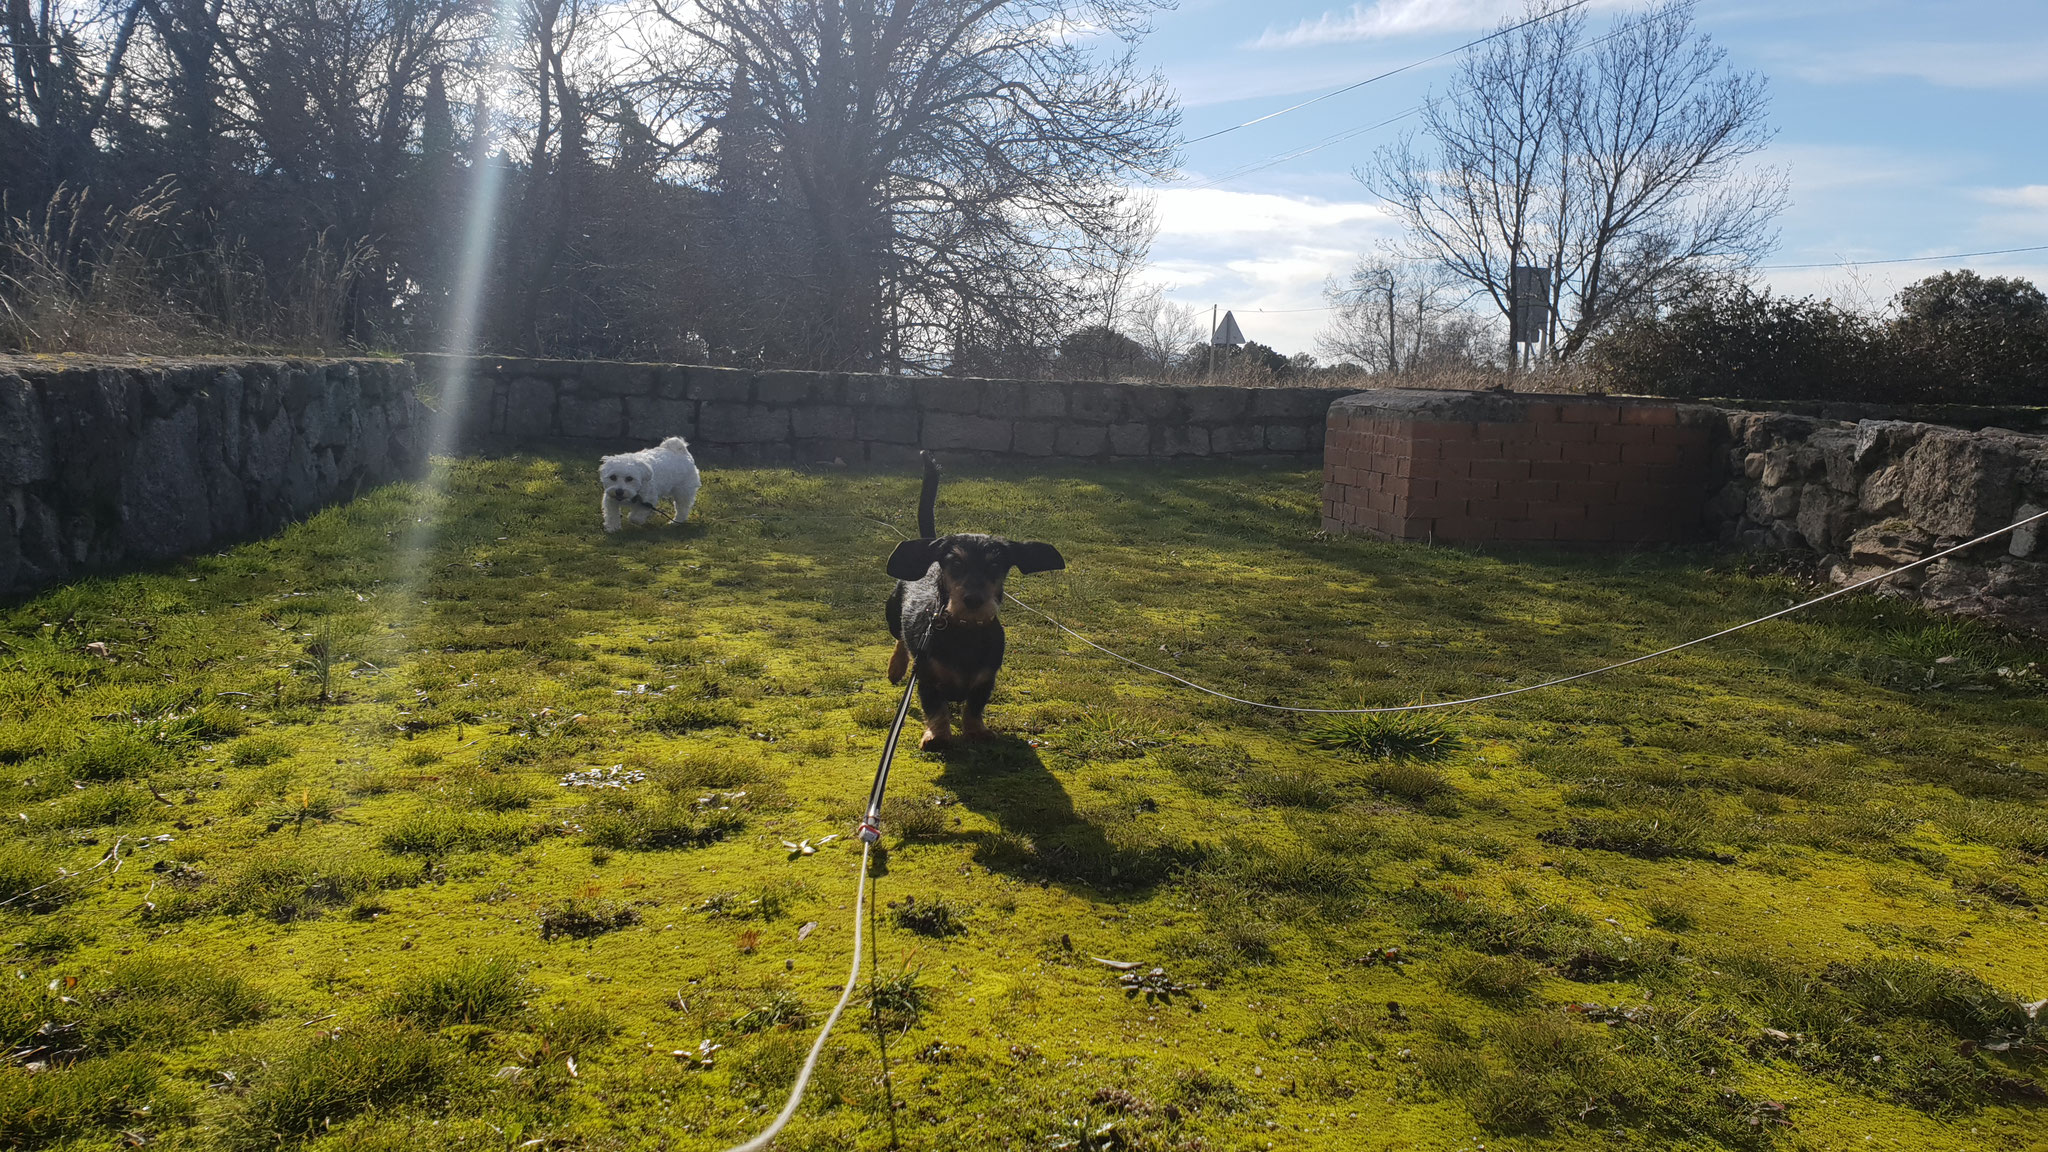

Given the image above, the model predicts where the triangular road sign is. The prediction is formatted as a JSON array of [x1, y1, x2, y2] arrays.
[[1211, 310, 1245, 346]]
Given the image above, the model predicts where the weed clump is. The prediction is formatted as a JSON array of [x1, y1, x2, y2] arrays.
[[228, 735, 294, 768], [198, 851, 421, 923], [1306, 712, 1461, 761], [878, 791, 954, 841], [893, 895, 967, 937], [731, 988, 811, 1033], [0, 1052, 169, 1148], [579, 791, 744, 851], [1366, 762, 1453, 803], [238, 1022, 454, 1142], [538, 898, 641, 941], [388, 957, 528, 1028], [62, 729, 178, 782], [1440, 952, 1541, 1003], [1540, 815, 1731, 862], [642, 696, 740, 733], [378, 809, 529, 857]]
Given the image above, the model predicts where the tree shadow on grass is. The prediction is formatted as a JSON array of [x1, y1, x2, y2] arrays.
[[924, 735, 1199, 896]]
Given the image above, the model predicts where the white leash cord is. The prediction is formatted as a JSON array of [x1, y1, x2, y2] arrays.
[[1005, 507, 2048, 715], [720, 838, 874, 1152]]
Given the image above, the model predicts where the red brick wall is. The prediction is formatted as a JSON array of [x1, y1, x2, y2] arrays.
[[1321, 391, 1721, 545]]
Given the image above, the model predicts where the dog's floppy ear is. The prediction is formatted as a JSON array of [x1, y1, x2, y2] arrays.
[[1008, 541, 1065, 575], [887, 539, 942, 580]]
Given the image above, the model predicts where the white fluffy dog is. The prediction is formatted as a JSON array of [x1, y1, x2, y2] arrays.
[[599, 436, 700, 532]]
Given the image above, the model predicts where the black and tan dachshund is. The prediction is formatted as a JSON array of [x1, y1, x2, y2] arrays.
[[885, 454, 1064, 750]]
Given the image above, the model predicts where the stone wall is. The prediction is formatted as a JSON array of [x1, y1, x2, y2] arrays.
[[1709, 411, 2048, 633], [410, 353, 1353, 466], [1321, 389, 1723, 544], [0, 357, 427, 599]]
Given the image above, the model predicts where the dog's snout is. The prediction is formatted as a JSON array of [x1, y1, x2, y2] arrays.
[[609, 487, 628, 500], [961, 593, 986, 611]]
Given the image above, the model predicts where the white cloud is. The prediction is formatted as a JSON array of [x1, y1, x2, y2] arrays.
[[1141, 187, 1403, 354], [1252, 0, 1513, 50], [1249, 0, 1627, 51], [1786, 41, 2048, 90]]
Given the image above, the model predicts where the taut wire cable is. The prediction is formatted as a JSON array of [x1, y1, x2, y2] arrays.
[[1004, 507, 2048, 715]]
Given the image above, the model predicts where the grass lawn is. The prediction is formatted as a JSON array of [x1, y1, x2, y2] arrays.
[[3, 455, 2046, 1152]]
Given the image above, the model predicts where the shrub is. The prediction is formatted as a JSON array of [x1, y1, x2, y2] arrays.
[[1889, 270, 2048, 404], [239, 1023, 453, 1141], [1591, 286, 1881, 401], [388, 957, 528, 1028]]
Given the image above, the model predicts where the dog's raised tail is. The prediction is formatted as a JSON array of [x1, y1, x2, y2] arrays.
[[917, 452, 939, 539], [660, 436, 690, 452]]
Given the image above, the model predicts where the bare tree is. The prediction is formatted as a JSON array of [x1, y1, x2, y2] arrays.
[[637, 0, 1179, 371], [1369, 0, 1784, 364], [1318, 255, 1491, 373]]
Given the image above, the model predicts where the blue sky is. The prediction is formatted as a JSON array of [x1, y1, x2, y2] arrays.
[[1132, 0, 2048, 355]]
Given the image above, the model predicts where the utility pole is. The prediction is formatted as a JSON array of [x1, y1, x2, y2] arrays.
[[1208, 304, 1217, 378]]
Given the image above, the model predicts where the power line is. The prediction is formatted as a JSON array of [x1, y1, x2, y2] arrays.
[[1760, 244, 2048, 270], [1182, 0, 1595, 146], [1178, 3, 1691, 194]]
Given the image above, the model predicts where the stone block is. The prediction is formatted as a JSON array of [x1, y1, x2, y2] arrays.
[[0, 373, 51, 485], [1012, 421, 1059, 457], [625, 396, 696, 440], [1068, 384, 1121, 423], [1253, 388, 1345, 420], [657, 366, 693, 399], [923, 412, 1011, 452], [1161, 425, 1211, 456], [1123, 384, 1180, 421], [685, 366, 753, 401], [1109, 422, 1152, 455], [1055, 424, 1108, 456], [1024, 386, 1067, 419], [845, 375, 915, 407], [1208, 423, 1263, 455], [858, 407, 921, 444], [916, 378, 983, 413], [560, 395, 624, 439], [1265, 423, 1310, 452], [757, 370, 835, 404], [699, 402, 790, 443], [791, 405, 857, 439], [576, 361, 656, 396], [505, 376, 558, 438], [977, 382, 1028, 420], [1185, 387, 1249, 423]]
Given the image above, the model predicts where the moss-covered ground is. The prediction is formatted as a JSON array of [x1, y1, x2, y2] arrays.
[[3, 456, 2046, 1152]]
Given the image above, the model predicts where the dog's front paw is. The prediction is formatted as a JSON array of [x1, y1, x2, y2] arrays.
[[960, 719, 994, 742], [919, 727, 949, 751]]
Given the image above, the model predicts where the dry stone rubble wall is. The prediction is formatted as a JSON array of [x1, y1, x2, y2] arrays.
[[0, 357, 427, 598]]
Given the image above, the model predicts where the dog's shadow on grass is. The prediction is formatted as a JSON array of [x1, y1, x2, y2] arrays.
[[923, 736, 1157, 896]]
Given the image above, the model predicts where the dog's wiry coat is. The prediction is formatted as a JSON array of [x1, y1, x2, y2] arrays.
[[599, 436, 700, 532], [884, 455, 1063, 749]]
